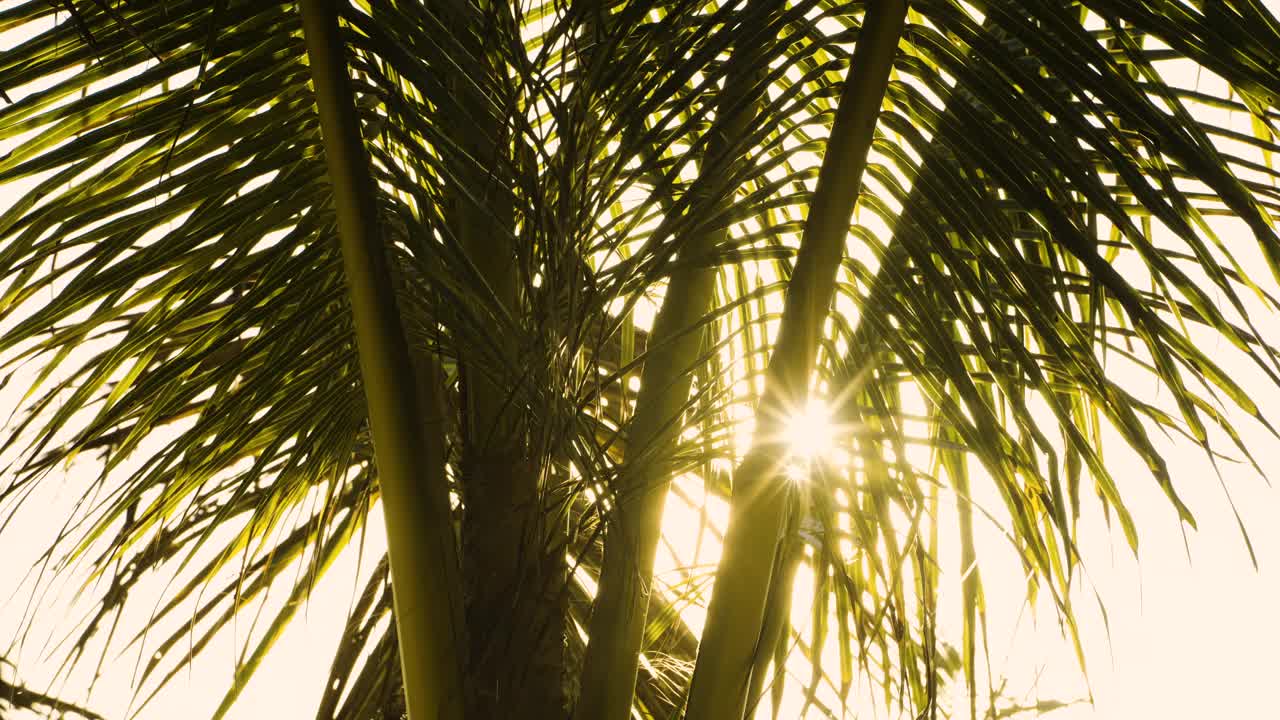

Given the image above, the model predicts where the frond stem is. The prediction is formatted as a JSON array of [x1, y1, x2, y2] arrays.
[[684, 3, 909, 717], [299, 3, 465, 719]]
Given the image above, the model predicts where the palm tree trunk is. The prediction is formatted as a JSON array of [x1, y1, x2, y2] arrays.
[[684, 4, 908, 719], [299, 3, 465, 719], [430, 5, 565, 716]]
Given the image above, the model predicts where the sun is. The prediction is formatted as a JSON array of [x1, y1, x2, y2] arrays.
[[781, 399, 835, 465]]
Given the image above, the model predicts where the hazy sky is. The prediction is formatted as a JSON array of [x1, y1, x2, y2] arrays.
[[3, 3, 1280, 720]]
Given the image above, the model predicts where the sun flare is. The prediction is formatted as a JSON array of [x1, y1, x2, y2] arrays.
[[781, 400, 835, 464]]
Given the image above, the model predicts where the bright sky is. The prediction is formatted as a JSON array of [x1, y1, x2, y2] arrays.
[[3, 3, 1280, 720]]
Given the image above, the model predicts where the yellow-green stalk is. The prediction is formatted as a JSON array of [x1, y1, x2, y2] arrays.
[[572, 29, 770, 720], [683, 3, 908, 718], [299, 3, 464, 718]]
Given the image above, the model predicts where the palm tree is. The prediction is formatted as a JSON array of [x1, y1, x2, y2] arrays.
[[2, 0, 1280, 718]]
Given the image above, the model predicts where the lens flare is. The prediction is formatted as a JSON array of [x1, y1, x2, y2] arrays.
[[781, 400, 834, 481]]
